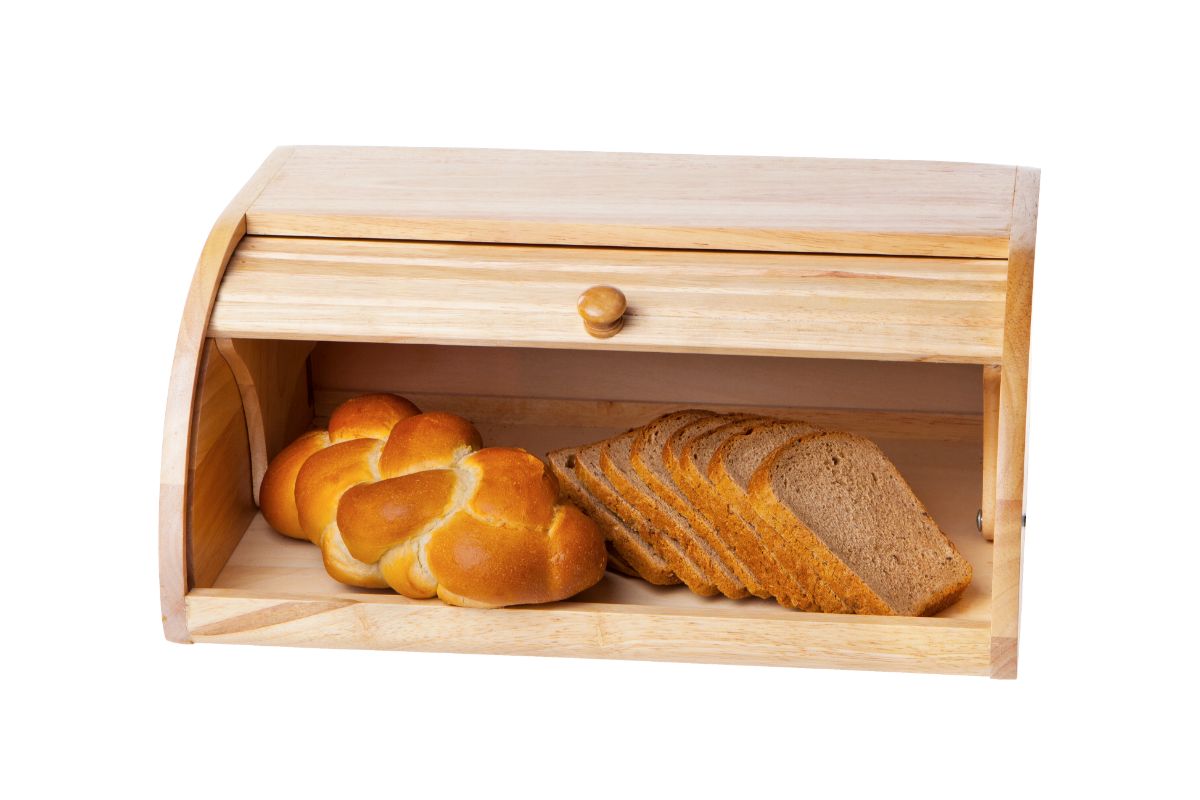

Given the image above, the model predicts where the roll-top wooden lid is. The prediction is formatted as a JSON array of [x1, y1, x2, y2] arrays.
[[246, 147, 1018, 258]]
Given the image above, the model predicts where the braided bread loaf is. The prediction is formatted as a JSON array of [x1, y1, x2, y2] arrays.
[[259, 394, 607, 607]]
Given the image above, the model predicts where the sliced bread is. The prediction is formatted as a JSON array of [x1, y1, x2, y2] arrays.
[[604, 545, 639, 577], [548, 445, 679, 586], [600, 428, 740, 597], [635, 412, 771, 598], [670, 417, 820, 611], [707, 419, 852, 613], [749, 431, 973, 616]]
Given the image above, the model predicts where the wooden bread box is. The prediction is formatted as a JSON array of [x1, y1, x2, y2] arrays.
[[160, 147, 1038, 678]]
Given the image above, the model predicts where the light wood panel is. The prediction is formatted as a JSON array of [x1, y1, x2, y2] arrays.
[[247, 146, 1016, 258], [990, 168, 1039, 678], [188, 343, 256, 588], [187, 589, 990, 674], [210, 237, 1008, 363], [310, 342, 984, 414], [193, 418, 990, 675], [313, 391, 983, 444], [981, 364, 1001, 540], [160, 146, 295, 642], [214, 338, 315, 504]]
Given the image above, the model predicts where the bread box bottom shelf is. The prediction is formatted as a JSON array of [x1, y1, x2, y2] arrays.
[[188, 412, 992, 675]]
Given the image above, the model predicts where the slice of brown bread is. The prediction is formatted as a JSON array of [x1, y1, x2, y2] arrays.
[[605, 545, 638, 577], [708, 419, 852, 613], [599, 429, 734, 597], [634, 412, 770, 598], [749, 431, 973, 616], [548, 445, 679, 586], [670, 417, 821, 611]]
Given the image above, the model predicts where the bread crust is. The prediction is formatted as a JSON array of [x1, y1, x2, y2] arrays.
[[572, 445, 684, 587], [748, 431, 971, 615], [260, 430, 331, 540], [634, 413, 769, 598], [615, 413, 747, 599], [604, 546, 639, 577], [670, 417, 820, 611], [260, 395, 606, 607], [595, 432, 720, 596], [706, 421, 854, 613], [328, 393, 420, 442], [547, 447, 679, 585]]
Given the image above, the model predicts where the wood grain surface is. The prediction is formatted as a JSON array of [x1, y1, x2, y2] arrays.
[[188, 588, 990, 674], [210, 236, 1007, 363], [188, 343, 256, 588], [990, 167, 1039, 678], [308, 342, 985, 414], [313, 391, 983, 444], [247, 146, 1016, 258], [981, 364, 1001, 541], [214, 338, 315, 504], [159, 147, 294, 642]]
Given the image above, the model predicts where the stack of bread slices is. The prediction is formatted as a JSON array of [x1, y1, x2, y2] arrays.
[[548, 410, 972, 616]]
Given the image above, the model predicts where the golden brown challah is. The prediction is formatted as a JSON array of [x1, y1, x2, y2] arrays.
[[259, 394, 607, 607]]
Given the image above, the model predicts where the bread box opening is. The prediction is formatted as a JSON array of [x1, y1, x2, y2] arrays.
[[186, 338, 994, 671]]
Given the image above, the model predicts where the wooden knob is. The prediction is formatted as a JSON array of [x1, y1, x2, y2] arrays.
[[577, 285, 627, 338]]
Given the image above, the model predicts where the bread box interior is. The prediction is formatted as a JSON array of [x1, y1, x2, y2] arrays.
[[162, 147, 1036, 678]]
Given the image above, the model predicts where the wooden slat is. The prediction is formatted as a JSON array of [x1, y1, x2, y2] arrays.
[[990, 167, 1039, 678], [211, 237, 1008, 364], [247, 147, 1017, 258]]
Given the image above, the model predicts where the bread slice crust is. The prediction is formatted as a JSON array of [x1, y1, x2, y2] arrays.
[[604, 545, 639, 577], [599, 429, 732, 597], [547, 447, 678, 586], [671, 417, 821, 611], [632, 412, 768, 598], [749, 431, 972, 616], [708, 420, 853, 613]]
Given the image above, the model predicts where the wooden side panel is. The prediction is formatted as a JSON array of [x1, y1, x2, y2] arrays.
[[990, 167, 1039, 678], [981, 364, 1001, 540], [248, 147, 1016, 258], [189, 343, 255, 588], [160, 146, 296, 642], [214, 338, 315, 504], [211, 237, 1008, 363]]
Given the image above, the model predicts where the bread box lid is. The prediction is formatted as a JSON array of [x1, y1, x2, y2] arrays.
[[246, 147, 1018, 258]]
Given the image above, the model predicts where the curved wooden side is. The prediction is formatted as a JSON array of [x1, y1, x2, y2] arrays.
[[990, 167, 1039, 678], [159, 148, 296, 642], [214, 338, 315, 505], [189, 342, 256, 589]]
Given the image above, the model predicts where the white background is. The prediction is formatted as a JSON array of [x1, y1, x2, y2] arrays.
[[4, 1, 1197, 796]]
